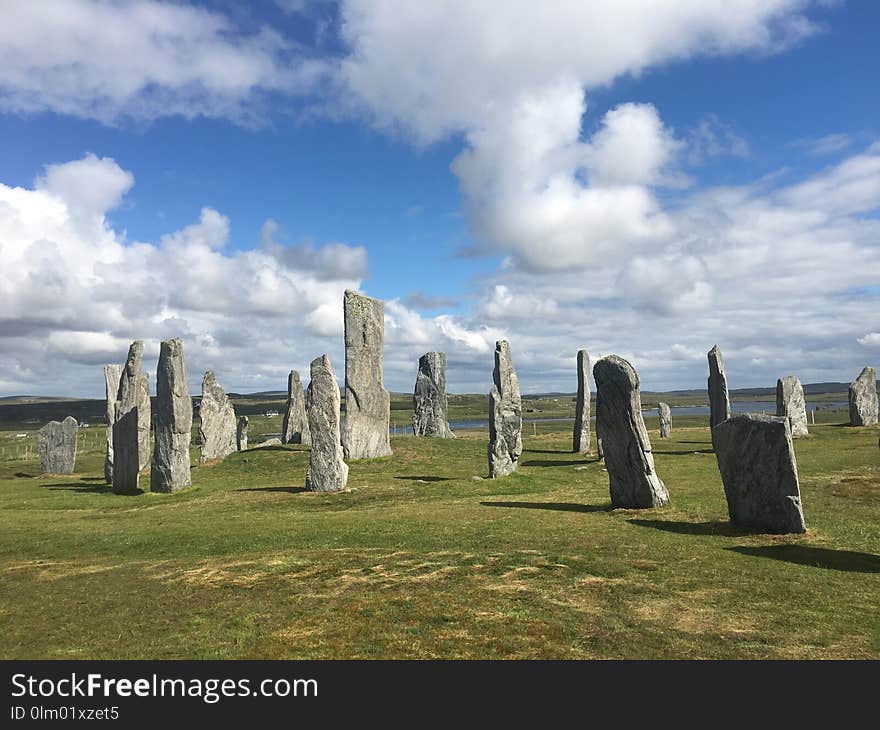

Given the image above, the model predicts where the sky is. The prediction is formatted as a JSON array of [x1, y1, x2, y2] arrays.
[[0, 0, 878, 398]]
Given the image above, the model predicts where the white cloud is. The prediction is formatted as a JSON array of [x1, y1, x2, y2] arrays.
[[858, 333, 880, 347]]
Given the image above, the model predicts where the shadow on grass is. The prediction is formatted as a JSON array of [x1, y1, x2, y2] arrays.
[[81, 476, 105, 482], [14, 472, 36, 478], [653, 448, 715, 456], [236, 486, 307, 494], [394, 475, 453, 482], [521, 459, 590, 468], [481, 501, 611, 514], [726, 545, 880, 573], [45, 482, 138, 495], [246, 445, 289, 453], [628, 519, 745, 537], [523, 448, 573, 455]]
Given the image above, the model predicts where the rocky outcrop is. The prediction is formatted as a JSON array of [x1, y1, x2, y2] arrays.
[[412, 352, 455, 438], [572, 350, 591, 453], [103, 363, 122, 483], [150, 338, 192, 493], [488, 340, 522, 478], [658, 402, 671, 438], [281, 370, 311, 445], [37, 416, 78, 475], [198, 370, 237, 463], [593, 355, 669, 508], [776, 375, 809, 437], [849, 366, 878, 426], [713, 414, 806, 534], [341, 290, 392, 459], [306, 354, 349, 492]]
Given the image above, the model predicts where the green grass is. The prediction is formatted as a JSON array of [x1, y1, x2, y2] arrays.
[[0, 418, 878, 659]]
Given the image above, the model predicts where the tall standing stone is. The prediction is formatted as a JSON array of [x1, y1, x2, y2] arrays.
[[776, 375, 809, 437], [713, 414, 806, 534], [150, 338, 192, 493], [103, 363, 122, 483], [116, 341, 151, 471], [112, 408, 141, 494], [281, 370, 311, 445], [412, 352, 455, 438], [198, 370, 238, 463], [593, 356, 669, 508], [595, 390, 604, 461], [306, 354, 349, 492], [658, 402, 672, 438], [849, 366, 878, 426], [342, 290, 392, 459], [37, 416, 78, 475], [237, 416, 249, 451], [488, 340, 522, 478], [572, 350, 591, 453], [707, 344, 731, 448]]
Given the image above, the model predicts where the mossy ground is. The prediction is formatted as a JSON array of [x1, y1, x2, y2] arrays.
[[0, 415, 877, 659]]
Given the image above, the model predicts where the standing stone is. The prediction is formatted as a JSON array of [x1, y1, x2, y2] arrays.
[[306, 354, 349, 492], [572, 350, 591, 453], [593, 356, 669, 508], [595, 390, 604, 461], [707, 344, 731, 448], [341, 290, 392, 459], [412, 352, 455, 438], [237, 416, 249, 451], [37, 416, 78, 474], [776, 375, 809, 437], [848, 366, 878, 426], [116, 340, 151, 471], [488, 340, 522, 478], [150, 338, 192, 493], [103, 363, 122, 483], [713, 414, 806, 534], [198, 371, 238, 463], [281, 370, 311, 445], [112, 408, 140, 494], [658, 402, 672, 438]]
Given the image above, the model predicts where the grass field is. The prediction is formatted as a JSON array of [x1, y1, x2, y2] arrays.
[[0, 412, 878, 659]]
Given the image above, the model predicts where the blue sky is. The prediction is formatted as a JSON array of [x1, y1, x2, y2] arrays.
[[0, 0, 878, 397]]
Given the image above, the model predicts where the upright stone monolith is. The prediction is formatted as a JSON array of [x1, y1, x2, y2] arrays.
[[776, 375, 808, 437], [707, 345, 731, 448], [103, 363, 122, 483], [849, 366, 878, 426], [593, 355, 669, 508], [281, 370, 311, 445], [198, 371, 237, 463], [112, 408, 141, 494], [658, 402, 672, 438], [37, 416, 78, 475], [488, 340, 522, 478], [713, 414, 806, 534], [150, 338, 192, 493], [116, 340, 151, 471], [341, 290, 392, 459], [237, 416, 249, 451], [595, 390, 604, 461], [412, 352, 455, 438], [573, 350, 591, 453], [306, 354, 349, 492]]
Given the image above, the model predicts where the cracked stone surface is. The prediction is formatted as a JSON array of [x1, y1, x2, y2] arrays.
[[306, 354, 349, 492], [37, 416, 78, 475], [150, 338, 192, 493], [412, 352, 455, 438], [776, 375, 809, 437], [573, 349, 591, 453], [488, 340, 522, 478], [282, 370, 311, 445]]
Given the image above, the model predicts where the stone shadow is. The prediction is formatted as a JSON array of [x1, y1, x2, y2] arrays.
[[236, 486, 308, 494], [45, 482, 137, 495], [394, 476, 453, 482], [523, 448, 573, 455], [480, 501, 611, 514], [521, 459, 591, 468], [726, 545, 880, 573], [652, 448, 715, 456], [628, 519, 745, 537]]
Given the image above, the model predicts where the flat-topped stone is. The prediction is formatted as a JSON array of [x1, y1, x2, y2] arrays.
[[37, 416, 78, 475], [776, 375, 808, 437]]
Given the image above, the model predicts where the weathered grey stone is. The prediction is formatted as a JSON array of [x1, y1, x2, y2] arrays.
[[707, 344, 731, 448], [488, 340, 522, 478], [103, 363, 122, 483], [573, 350, 591, 453], [306, 354, 349, 492], [848, 366, 878, 426], [593, 355, 669, 508], [198, 370, 237, 463], [150, 338, 192, 493], [713, 414, 806, 534], [112, 407, 140, 494], [116, 340, 151, 471], [237, 416, 249, 451], [281, 370, 311, 445], [341, 290, 392, 460], [257, 437, 282, 447], [658, 402, 672, 438], [412, 352, 455, 438], [37, 416, 78, 474], [776, 375, 809, 437], [595, 390, 604, 461]]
